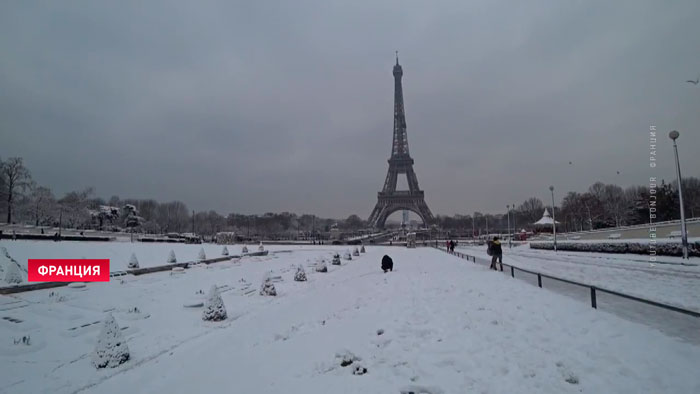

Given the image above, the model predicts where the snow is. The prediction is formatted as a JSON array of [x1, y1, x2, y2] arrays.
[[0, 241, 237, 272], [0, 245, 699, 393], [456, 244, 700, 311]]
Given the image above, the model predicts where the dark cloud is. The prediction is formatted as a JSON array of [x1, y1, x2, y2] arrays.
[[1, 0, 699, 218]]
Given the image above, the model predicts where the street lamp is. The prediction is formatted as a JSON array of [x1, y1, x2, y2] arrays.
[[472, 211, 476, 242], [513, 202, 517, 242], [669, 130, 689, 259], [550, 186, 557, 252], [506, 205, 512, 248]]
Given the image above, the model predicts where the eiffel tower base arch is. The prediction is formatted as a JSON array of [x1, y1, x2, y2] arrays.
[[368, 193, 434, 229]]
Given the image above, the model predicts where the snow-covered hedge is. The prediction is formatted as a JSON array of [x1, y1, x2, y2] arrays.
[[530, 241, 700, 257]]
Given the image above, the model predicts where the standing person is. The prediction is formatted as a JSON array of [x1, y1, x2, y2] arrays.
[[489, 236, 503, 271], [449, 240, 455, 252]]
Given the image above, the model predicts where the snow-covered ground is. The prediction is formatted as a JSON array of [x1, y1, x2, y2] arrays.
[[0, 240, 251, 274], [456, 244, 700, 312], [1, 245, 699, 393]]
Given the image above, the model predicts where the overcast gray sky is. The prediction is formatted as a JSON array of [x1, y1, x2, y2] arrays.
[[1, 0, 699, 219]]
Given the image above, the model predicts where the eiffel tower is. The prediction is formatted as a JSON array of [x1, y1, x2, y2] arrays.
[[368, 55, 434, 229]]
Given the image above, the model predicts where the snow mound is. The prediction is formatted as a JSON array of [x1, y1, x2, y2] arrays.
[[198, 248, 206, 261], [242, 245, 249, 254], [343, 250, 352, 260], [258, 242, 265, 252], [167, 250, 177, 264], [315, 260, 328, 273], [202, 285, 227, 321], [92, 313, 130, 369], [222, 246, 229, 256]]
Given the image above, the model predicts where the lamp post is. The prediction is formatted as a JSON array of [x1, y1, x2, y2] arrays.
[[472, 211, 476, 242], [669, 130, 689, 259], [506, 205, 512, 248], [550, 186, 557, 252], [513, 202, 517, 242]]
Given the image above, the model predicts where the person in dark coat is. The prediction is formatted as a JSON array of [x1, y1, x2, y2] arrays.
[[381, 255, 393, 273], [489, 236, 503, 271]]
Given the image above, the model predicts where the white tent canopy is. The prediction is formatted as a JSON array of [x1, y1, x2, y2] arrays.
[[533, 208, 560, 226]]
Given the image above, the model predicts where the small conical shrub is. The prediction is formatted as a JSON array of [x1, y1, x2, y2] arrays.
[[360, 245, 365, 253], [167, 250, 177, 264], [202, 285, 227, 321], [258, 242, 264, 252], [353, 247, 360, 256], [222, 246, 229, 256], [4, 262, 23, 284], [127, 253, 139, 269], [332, 253, 341, 265], [92, 313, 130, 368], [242, 245, 249, 254], [294, 266, 307, 282], [316, 260, 328, 273], [198, 248, 206, 261], [259, 274, 277, 296], [343, 251, 352, 260]]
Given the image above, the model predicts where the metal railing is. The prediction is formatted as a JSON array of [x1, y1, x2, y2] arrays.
[[436, 247, 700, 319]]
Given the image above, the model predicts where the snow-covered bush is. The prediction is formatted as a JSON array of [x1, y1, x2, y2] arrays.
[[4, 262, 23, 284], [258, 242, 265, 252], [198, 248, 207, 261], [92, 313, 130, 369], [167, 250, 177, 264], [352, 364, 368, 375], [360, 245, 365, 253], [343, 250, 352, 260], [316, 260, 328, 273], [332, 253, 341, 265], [259, 273, 277, 296], [202, 285, 227, 321], [127, 253, 139, 269], [242, 245, 249, 254], [530, 241, 700, 257], [352, 247, 360, 256], [222, 246, 229, 256], [294, 266, 307, 282]]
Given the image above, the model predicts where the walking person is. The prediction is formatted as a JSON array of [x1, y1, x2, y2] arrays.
[[488, 236, 503, 271]]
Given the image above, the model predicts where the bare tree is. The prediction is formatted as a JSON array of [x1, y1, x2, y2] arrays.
[[518, 197, 544, 225], [30, 186, 56, 226], [1, 157, 33, 224]]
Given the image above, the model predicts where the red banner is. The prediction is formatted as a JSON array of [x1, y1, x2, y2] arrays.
[[27, 259, 110, 282]]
